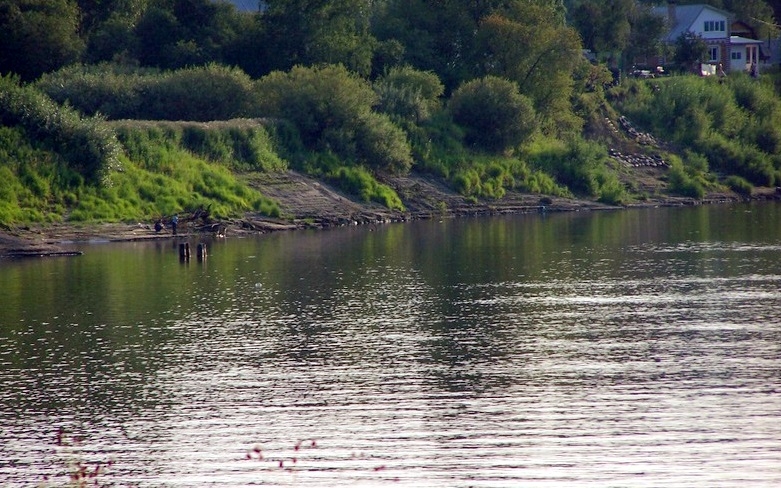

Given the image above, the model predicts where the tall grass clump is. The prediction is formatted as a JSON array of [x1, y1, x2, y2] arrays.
[[665, 154, 706, 199], [113, 120, 287, 172], [525, 136, 626, 204], [0, 126, 83, 224], [69, 152, 281, 222], [0, 74, 121, 185], [107, 124, 281, 219], [450, 155, 569, 200], [724, 175, 753, 197], [327, 165, 405, 211]]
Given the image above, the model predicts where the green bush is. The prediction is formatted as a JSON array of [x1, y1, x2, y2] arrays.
[[255, 64, 412, 174], [0, 75, 121, 185], [114, 120, 287, 172], [449, 76, 537, 153], [373, 65, 444, 124], [527, 137, 618, 199], [666, 157, 706, 199], [355, 112, 413, 174], [37, 63, 257, 121], [142, 64, 257, 121], [36, 64, 148, 119]]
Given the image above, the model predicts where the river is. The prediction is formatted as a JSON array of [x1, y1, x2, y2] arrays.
[[1, 203, 780, 487]]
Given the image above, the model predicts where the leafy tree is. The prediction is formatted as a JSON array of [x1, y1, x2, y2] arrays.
[[449, 76, 536, 153], [256, 0, 377, 77], [371, 0, 484, 90], [472, 7, 583, 135], [625, 3, 666, 66], [77, 0, 149, 36], [133, 0, 247, 69], [673, 31, 707, 74], [0, 0, 85, 81], [84, 11, 140, 63], [567, 0, 633, 55]]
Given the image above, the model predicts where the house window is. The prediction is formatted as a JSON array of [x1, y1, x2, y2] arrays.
[[708, 46, 719, 62], [731, 52, 742, 60], [704, 20, 726, 32]]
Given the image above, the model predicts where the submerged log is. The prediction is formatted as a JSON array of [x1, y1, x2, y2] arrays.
[[179, 242, 190, 261]]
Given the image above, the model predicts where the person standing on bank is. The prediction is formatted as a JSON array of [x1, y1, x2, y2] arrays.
[[171, 214, 179, 235]]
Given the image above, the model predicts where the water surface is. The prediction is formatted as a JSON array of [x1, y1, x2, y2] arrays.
[[1, 203, 780, 486]]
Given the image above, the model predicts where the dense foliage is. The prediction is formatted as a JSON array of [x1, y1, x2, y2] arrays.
[[611, 75, 781, 187]]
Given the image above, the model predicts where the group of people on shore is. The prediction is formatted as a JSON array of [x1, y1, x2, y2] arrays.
[[154, 215, 179, 235]]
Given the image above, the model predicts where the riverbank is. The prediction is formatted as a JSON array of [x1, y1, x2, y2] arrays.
[[1, 170, 778, 259]]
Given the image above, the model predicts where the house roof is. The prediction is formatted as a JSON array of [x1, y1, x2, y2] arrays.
[[651, 4, 733, 42], [730, 36, 762, 46], [214, 0, 259, 12]]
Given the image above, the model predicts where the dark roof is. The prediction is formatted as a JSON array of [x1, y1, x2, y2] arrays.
[[215, 0, 259, 12]]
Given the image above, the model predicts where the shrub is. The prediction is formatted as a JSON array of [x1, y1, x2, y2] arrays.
[[449, 76, 537, 153], [0, 75, 121, 185], [373, 66, 444, 124], [612, 75, 780, 189], [255, 64, 412, 174], [37, 63, 257, 121], [449, 155, 569, 200], [355, 112, 413, 174], [528, 137, 612, 197], [141, 64, 256, 121], [666, 157, 705, 199]]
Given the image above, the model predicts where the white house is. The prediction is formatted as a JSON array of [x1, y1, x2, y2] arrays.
[[651, 2, 762, 74]]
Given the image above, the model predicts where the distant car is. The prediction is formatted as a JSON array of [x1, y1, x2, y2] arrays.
[[631, 69, 654, 79], [630, 66, 666, 79]]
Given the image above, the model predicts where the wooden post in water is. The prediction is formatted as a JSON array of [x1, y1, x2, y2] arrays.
[[179, 242, 190, 261], [197, 243, 207, 261]]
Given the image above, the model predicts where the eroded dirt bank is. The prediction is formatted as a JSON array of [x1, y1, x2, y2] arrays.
[[1, 170, 777, 259]]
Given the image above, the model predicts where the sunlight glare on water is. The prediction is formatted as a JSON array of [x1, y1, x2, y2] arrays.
[[1, 204, 780, 486]]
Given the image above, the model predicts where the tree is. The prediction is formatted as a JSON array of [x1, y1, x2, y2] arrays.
[[256, 0, 377, 77], [673, 31, 707, 74], [449, 76, 537, 153], [567, 0, 633, 56], [625, 3, 666, 65], [0, 0, 84, 81], [133, 0, 248, 69], [473, 8, 583, 135]]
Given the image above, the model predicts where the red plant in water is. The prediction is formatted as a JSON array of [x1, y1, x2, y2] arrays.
[[246, 439, 318, 470], [245, 438, 398, 481], [50, 428, 112, 488]]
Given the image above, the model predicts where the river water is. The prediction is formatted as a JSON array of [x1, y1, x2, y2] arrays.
[[1, 203, 780, 487]]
